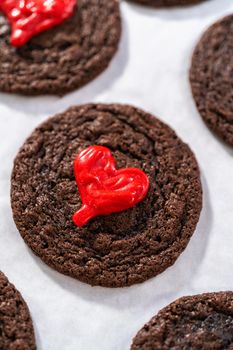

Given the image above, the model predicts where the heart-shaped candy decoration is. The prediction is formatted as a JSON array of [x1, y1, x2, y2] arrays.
[[73, 145, 150, 227], [0, 0, 76, 47]]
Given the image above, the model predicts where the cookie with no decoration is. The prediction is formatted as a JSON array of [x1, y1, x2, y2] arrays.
[[190, 15, 233, 146], [0, 271, 36, 350], [127, 0, 206, 7], [131, 292, 233, 350]]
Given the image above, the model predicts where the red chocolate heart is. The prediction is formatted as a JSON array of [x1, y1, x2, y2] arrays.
[[0, 0, 76, 47], [73, 145, 150, 227]]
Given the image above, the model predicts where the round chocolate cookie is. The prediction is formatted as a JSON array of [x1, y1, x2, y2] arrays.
[[0, 0, 121, 95], [11, 104, 202, 288], [127, 0, 206, 7], [131, 292, 233, 350], [190, 15, 233, 146], [0, 271, 36, 350]]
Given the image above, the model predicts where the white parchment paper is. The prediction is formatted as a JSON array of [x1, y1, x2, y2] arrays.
[[0, 0, 233, 349]]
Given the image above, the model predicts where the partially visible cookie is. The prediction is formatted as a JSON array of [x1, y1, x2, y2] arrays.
[[127, 0, 206, 7], [0, 271, 36, 350], [0, 0, 121, 95], [190, 15, 233, 146], [131, 291, 233, 350], [11, 103, 202, 288]]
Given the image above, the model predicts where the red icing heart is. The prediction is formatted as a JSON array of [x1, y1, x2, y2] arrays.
[[0, 0, 76, 47], [73, 145, 150, 227]]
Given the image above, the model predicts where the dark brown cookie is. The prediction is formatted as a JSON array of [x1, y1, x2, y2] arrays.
[[190, 15, 233, 146], [0, 271, 36, 350], [127, 0, 206, 7], [131, 291, 233, 350], [11, 104, 202, 288], [0, 0, 121, 95]]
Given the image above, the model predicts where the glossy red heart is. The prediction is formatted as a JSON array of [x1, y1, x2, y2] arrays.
[[73, 145, 150, 227], [0, 0, 76, 47]]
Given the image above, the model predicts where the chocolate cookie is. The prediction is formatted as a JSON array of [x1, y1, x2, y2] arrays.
[[127, 0, 206, 7], [190, 15, 233, 146], [11, 104, 202, 288], [0, 0, 121, 95], [0, 271, 36, 350], [131, 292, 233, 350]]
